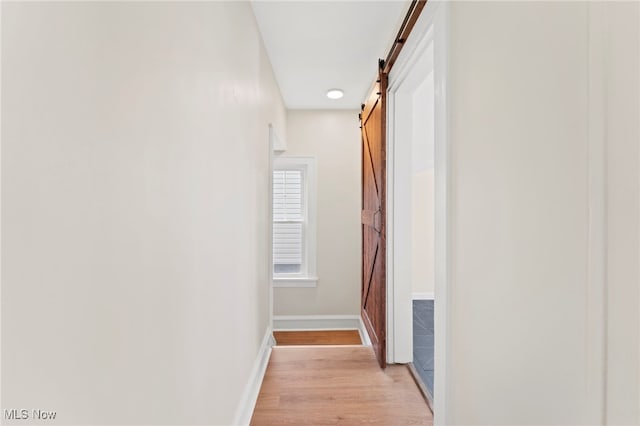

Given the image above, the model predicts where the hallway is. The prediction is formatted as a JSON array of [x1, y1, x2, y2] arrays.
[[3, 1, 640, 425], [250, 346, 432, 425]]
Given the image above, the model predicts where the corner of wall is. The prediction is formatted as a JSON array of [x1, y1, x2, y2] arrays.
[[232, 326, 274, 426]]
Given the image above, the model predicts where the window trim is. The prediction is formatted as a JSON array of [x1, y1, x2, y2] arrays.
[[272, 156, 317, 287]]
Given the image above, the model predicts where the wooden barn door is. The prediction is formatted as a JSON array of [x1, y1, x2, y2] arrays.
[[360, 67, 387, 369]]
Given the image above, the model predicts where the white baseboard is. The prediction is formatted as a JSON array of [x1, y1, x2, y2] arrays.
[[273, 315, 371, 347], [358, 316, 372, 347], [413, 292, 435, 300], [232, 326, 275, 426]]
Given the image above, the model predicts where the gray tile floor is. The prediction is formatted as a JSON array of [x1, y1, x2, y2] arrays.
[[413, 300, 434, 398]]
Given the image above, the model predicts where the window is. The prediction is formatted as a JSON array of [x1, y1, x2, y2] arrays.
[[273, 169, 304, 274], [272, 157, 317, 287]]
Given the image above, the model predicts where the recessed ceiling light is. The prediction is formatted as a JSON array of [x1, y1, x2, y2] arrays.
[[326, 89, 344, 100]]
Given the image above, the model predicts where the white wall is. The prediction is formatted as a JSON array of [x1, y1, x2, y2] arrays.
[[605, 2, 640, 424], [411, 72, 435, 297], [273, 110, 361, 316], [448, 2, 589, 424], [446, 2, 640, 425], [1, 3, 285, 425], [411, 170, 434, 296]]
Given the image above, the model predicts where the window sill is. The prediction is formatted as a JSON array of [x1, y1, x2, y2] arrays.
[[273, 276, 318, 288]]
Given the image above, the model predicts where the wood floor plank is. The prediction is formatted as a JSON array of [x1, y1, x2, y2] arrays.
[[250, 346, 432, 425], [273, 330, 362, 346]]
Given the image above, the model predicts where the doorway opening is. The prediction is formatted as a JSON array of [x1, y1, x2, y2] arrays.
[[386, 1, 449, 421], [408, 68, 436, 399], [391, 51, 436, 401]]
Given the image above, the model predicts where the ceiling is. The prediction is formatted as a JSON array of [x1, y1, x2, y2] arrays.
[[251, 1, 409, 110]]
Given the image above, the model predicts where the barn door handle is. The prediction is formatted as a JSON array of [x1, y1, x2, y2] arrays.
[[373, 209, 382, 233]]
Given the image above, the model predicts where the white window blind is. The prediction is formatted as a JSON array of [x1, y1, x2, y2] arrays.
[[273, 170, 304, 274]]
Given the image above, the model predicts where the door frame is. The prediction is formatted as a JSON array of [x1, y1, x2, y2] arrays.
[[268, 124, 276, 330], [386, 1, 450, 423]]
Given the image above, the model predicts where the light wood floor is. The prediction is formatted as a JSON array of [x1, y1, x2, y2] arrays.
[[250, 346, 433, 425], [273, 330, 362, 346]]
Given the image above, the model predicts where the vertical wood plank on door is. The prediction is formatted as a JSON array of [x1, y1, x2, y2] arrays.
[[361, 70, 388, 369]]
